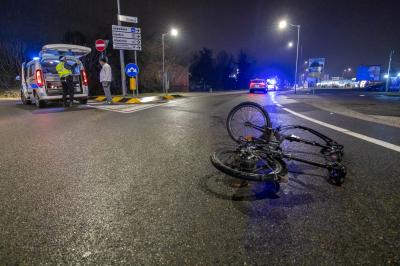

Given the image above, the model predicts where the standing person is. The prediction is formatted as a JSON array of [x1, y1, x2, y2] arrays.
[[56, 56, 81, 107], [99, 58, 113, 104]]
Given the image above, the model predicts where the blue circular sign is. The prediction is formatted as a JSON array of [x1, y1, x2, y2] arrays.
[[125, 63, 139, 77]]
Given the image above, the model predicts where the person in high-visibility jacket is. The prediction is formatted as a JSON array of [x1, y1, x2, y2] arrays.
[[56, 56, 81, 107]]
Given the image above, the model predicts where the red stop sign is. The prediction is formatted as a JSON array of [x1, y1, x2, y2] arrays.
[[95, 39, 106, 52]]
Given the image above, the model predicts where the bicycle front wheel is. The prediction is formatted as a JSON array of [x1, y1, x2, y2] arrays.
[[227, 102, 272, 143], [210, 148, 286, 182]]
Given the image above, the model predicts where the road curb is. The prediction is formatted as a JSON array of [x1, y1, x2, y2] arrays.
[[91, 94, 183, 104]]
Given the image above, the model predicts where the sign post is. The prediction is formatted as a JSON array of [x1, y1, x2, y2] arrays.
[[113, 25, 142, 96], [125, 63, 139, 97], [112, 25, 142, 50], [116, 0, 127, 96]]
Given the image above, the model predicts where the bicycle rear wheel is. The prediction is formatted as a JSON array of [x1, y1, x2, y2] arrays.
[[210, 148, 286, 182], [227, 102, 272, 143]]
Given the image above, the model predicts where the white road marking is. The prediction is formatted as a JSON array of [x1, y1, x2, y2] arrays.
[[88, 102, 168, 114], [280, 106, 400, 153]]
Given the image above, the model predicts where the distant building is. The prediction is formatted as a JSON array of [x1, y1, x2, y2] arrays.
[[356, 65, 381, 81]]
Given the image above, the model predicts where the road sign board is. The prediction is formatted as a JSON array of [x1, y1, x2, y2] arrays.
[[112, 32, 141, 39], [113, 38, 141, 45], [125, 63, 139, 77], [95, 39, 106, 52], [112, 25, 141, 34], [113, 44, 142, 51], [112, 25, 142, 51], [118, 14, 138, 23]]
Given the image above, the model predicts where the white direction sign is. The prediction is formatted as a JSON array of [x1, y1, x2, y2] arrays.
[[112, 25, 142, 51], [112, 25, 141, 34], [118, 14, 138, 23], [113, 44, 142, 51], [113, 32, 141, 39], [113, 38, 141, 45]]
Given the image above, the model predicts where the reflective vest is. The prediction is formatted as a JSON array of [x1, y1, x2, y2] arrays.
[[56, 62, 72, 78]]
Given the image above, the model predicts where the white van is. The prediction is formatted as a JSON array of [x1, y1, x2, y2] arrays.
[[19, 44, 91, 108]]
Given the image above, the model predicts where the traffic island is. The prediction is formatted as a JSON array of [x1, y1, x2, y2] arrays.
[[92, 94, 183, 104]]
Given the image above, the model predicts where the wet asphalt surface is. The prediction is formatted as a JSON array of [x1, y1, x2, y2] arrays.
[[0, 91, 399, 265]]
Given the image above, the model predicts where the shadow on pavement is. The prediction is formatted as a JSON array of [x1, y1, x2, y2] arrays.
[[200, 172, 279, 202], [200, 171, 316, 219], [15, 103, 93, 114]]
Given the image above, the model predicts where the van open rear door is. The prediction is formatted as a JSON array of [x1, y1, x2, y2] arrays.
[[40, 44, 91, 58]]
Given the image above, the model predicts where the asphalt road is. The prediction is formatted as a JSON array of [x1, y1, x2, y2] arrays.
[[0, 91, 399, 265]]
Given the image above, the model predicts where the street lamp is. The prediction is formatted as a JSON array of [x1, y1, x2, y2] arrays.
[[278, 19, 301, 93], [278, 20, 288, 30], [288, 42, 294, 48], [162, 28, 179, 94]]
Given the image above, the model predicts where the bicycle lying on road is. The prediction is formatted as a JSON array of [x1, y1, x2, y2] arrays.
[[211, 102, 347, 187]]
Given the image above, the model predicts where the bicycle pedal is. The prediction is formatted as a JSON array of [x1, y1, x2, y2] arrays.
[[230, 180, 249, 188], [278, 174, 289, 183]]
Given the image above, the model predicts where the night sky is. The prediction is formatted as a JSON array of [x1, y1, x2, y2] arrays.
[[1, 0, 400, 77]]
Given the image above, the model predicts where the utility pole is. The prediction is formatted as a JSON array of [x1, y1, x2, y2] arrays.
[[294, 25, 300, 94], [386, 50, 394, 92], [117, 0, 127, 96]]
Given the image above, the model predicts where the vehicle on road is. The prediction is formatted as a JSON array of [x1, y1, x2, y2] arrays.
[[211, 102, 346, 192], [249, 79, 267, 93], [266, 78, 278, 91], [18, 44, 91, 108]]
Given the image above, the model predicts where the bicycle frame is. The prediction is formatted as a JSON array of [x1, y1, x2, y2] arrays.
[[246, 123, 344, 171]]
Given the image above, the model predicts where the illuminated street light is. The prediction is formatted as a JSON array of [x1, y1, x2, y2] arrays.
[[278, 20, 288, 30], [162, 28, 180, 94], [277, 18, 301, 93], [397, 72, 400, 77], [384, 74, 389, 79], [170, 28, 179, 37]]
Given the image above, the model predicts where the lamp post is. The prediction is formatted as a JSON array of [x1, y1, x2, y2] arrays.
[[279, 19, 301, 94], [162, 28, 179, 95], [386, 50, 394, 92]]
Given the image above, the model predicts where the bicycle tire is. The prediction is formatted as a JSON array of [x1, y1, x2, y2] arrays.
[[226, 102, 272, 143], [210, 148, 287, 182]]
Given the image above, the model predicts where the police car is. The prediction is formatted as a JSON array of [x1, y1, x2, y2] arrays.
[[18, 44, 91, 108]]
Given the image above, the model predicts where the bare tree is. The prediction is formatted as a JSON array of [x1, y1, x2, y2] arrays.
[[0, 41, 28, 90]]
